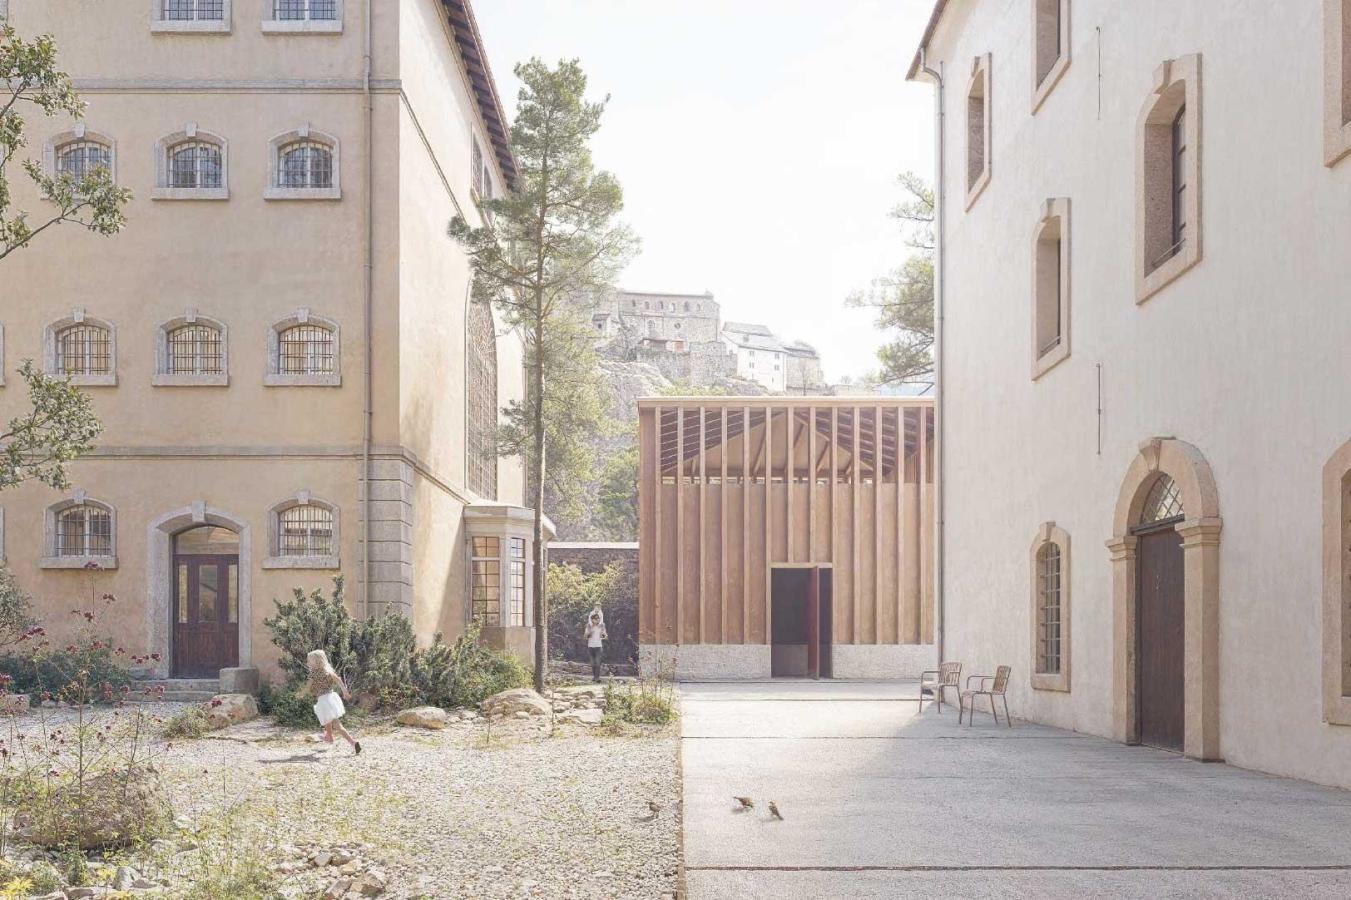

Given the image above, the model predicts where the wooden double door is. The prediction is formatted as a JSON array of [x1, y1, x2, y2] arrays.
[[172, 526, 240, 679], [1136, 527, 1185, 752]]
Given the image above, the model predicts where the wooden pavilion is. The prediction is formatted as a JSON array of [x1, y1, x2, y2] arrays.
[[637, 397, 935, 679]]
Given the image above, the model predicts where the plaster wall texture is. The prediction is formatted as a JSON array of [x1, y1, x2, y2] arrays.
[[831, 644, 937, 679], [1, 0, 529, 679], [924, 0, 1351, 786], [640, 644, 773, 680]]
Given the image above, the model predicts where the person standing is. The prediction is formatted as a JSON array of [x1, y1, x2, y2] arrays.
[[304, 649, 362, 755], [584, 608, 608, 683]]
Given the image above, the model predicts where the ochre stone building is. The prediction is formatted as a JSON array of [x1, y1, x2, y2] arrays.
[[0, 0, 546, 684]]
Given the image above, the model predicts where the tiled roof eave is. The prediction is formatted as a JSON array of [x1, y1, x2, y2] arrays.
[[441, 0, 519, 190]]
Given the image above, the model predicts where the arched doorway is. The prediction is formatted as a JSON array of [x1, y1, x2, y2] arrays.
[[172, 525, 240, 678], [1107, 438, 1222, 760]]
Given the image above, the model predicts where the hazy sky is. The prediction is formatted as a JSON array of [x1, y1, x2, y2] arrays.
[[473, 1, 937, 382]]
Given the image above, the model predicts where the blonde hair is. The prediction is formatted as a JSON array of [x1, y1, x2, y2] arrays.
[[306, 649, 335, 676]]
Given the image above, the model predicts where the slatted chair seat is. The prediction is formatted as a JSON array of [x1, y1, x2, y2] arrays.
[[959, 665, 1012, 728], [918, 660, 961, 713]]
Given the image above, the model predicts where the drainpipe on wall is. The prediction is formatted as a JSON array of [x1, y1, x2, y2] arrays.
[[919, 49, 946, 664], [361, 0, 374, 620]]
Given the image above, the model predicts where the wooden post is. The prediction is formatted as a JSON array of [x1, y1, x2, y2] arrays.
[[742, 405, 750, 644], [852, 405, 860, 644], [676, 406, 684, 646], [786, 404, 794, 563], [720, 405, 728, 645], [698, 406, 706, 644], [874, 404, 883, 644], [808, 566, 821, 679], [808, 406, 816, 561], [918, 405, 929, 642], [896, 407, 906, 644], [652, 406, 663, 644], [764, 404, 773, 645]]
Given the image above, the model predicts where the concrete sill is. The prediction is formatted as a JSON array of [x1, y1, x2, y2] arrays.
[[152, 373, 230, 387], [264, 187, 341, 201], [263, 373, 341, 387], [261, 19, 342, 34], [41, 556, 119, 570], [263, 555, 339, 570], [50, 372, 117, 387], [152, 187, 229, 201], [151, 20, 231, 34]]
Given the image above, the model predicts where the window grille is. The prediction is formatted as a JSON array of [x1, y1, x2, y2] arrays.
[[467, 301, 498, 500], [277, 504, 334, 556], [56, 505, 112, 557], [507, 537, 526, 627], [278, 324, 335, 375], [471, 137, 485, 198], [275, 0, 335, 20], [167, 324, 223, 375], [56, 324, 112, 375], [1139, 473, 1185, 525], [169, 141, 223, 189], [471, 536, 501, 626], [56, 142, 111, 179], [1036, 543, 1062, 674], [1171, 105, 1188, 249], [279, 141, 333, 189], [164, 0, 224, 20]]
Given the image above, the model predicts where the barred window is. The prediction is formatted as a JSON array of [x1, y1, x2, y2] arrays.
[[278, 324, 335, 375], [277, 504, 334, 557], [56, 141, 111, 179], [279, 141, 333, 189], [471, 536, 501, 626], [466, 301, 498, 499], [275, 0, 336, 21], [56, 324, 112, 376], [164, 0, 224, 20], [169, 141, 223, 189], [56, 504, 112, 557], [471, 137, 485, 198], [1036, 543, 1062, 675], [507, 537, 526, 627], [167, 324, 223, 375]]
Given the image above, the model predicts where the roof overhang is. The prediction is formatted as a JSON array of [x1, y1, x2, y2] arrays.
[[906, 0, 952, 82], [441, 0, 519, 190]]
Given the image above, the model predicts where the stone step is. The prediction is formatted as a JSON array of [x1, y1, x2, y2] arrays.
[[128, 678, 220, 703]]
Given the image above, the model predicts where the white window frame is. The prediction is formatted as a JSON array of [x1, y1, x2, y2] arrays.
[[151, 0, 232, 34], [265, 127, 341, 200], [264, 491, 340, 569], [464, 508, 539, 630], [262, 0, 343, 34], [41, 491, 118, 570], [265, 308, 341, 386], [153, 125, 229, 200], [1030, 0, 1071, 113], [44, 308, 118, 387], [43, 126, 118, 185], [154, 310, 229, 386], [1029, 522, 1070, 692]]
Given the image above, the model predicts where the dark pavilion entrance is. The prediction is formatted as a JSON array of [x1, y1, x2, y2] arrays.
[[172, 525, 240, 678]]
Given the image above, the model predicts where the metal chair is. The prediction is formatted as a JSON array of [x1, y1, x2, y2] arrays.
[[918, 661, 962, 713], [959, 665, 1012, 727]]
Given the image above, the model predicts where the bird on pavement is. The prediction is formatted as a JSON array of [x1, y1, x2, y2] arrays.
[[733, 796, 754, 811], [768, 801, 784, 821]]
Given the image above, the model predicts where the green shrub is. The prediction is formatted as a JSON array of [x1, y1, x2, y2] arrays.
[[57, 847, 88, 887], [162, 707, 210, 739], [602, 680, 677, 728], [0, 566, 36, 652], [264, 688, 315, 729], [27, 859, 62, 894], [411, 623, 530, 709]]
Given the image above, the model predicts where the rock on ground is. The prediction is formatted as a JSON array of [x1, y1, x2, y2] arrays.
[[395, 706, 450, 729], [205, 693, 259, 729], [481, 687, 551, 718]]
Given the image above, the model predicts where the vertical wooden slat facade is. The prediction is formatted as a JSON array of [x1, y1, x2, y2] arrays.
[[639, 397, 936, 652]]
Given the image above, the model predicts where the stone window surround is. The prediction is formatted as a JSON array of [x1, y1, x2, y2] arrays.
[[263, 490, 340, 569], [1031, 197, 1071, 379], [965, 53, 993, 210], [1136, 54, 1202, 305], [154, 310, 229, 386], [464, 505, 545, 630], [1322, 438, 1351, 726], [262, 0, 344, 33], [152, 124, 229, 201], [1106, 437, 1222, 761], [43, 125, 118, 184], [265, 308, 341, 386], [1031, 0, 1071, 113], [264, 126, 341, 201], [44, 309, 118, 387], [1326, 0, 1351, 166], [41, 490, 118, 570], [150, 0, 232, 33], [1030, 521, 1070, 692]]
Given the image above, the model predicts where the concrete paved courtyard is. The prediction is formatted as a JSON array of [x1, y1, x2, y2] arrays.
[[679, 681, 1351, 899]]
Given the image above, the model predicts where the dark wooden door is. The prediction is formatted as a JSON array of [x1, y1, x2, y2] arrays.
[[172, 554, 239, 678], [1137, 528, 1185, 751]]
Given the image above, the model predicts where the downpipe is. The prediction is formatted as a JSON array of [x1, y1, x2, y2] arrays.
[[919, 49, 946, 665]]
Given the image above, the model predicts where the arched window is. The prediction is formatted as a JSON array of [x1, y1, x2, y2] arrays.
[[42, 494, 118, 568], [266, 310, 340, 386], [466, 300, 498, 500], [265, 492, 339, 568], [56, 140, 112, 179], [154, 128, 228, 199], [1031, 198, 1071, 379], [1030, 522, 1071, 692], [1139, 473, 1185, 526], [267, 129, 340, 199], [56, 322, 112, 376], [280, 141, 332, 189], [168, 323, 223, 374], [171, 141, 222, 189]]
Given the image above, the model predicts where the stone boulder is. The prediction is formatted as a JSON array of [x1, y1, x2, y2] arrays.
[[481, 688, 551, 719], [16, 767, 172, 849], [395, 706, 449, 730], [205, 693, 259, 730]]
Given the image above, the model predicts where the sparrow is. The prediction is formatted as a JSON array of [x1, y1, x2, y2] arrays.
[[648, 800, 662, 816], [733, 796, 754, 810], [768, 801, 783, 821]]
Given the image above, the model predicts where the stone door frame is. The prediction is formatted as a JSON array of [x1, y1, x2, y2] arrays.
[[1106, 438, 1222, 760]]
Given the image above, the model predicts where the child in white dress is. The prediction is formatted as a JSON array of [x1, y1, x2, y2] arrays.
[[304, 649, 361, 755]]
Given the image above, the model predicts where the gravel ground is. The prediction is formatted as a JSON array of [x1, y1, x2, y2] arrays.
[[6, 701, 682, 899]]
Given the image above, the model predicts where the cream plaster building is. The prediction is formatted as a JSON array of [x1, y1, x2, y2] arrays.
[[0, 0, 545, 686], [911, 0, 1351, 788]]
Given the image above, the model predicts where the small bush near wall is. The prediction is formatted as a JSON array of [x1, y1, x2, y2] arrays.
[[548, 562, 638, 669], [0, 586, 132, 703], [411, 623, 531, 709]]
